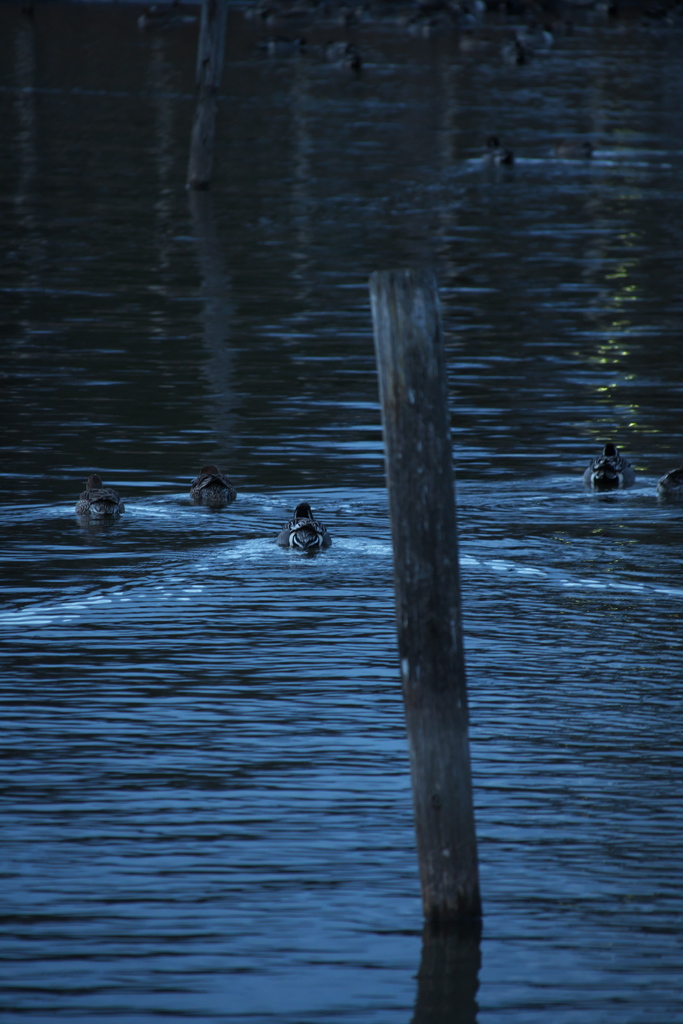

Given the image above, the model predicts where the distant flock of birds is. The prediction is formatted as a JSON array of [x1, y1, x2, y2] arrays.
[[73, 445, 683, 552]]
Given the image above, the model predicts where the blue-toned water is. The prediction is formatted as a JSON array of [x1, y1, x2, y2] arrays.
[[2, 2, 683, 1021]]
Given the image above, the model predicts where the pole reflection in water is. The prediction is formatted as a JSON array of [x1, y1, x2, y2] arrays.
[[189, 188, 236, 458], [412, 923, 481, 1024]]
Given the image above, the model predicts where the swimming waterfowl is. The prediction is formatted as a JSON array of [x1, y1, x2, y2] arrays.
[[324, 40, 362, 71], [657, 462, 683, 500], [517, 21, 554, 49], [501, 35, 529, 66], [483, 135, 514, 167], [583, 442, 636, 491], [75, 474, 125, 516], [277, 502, 331, 551], [136, 0, 195, 30], [189, 465, 237, 506], [260, 35, 306, 56]]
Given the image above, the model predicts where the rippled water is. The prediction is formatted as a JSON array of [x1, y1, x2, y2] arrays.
[[2, 2, 683, 1021]]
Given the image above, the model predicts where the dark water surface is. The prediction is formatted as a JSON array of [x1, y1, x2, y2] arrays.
[[2, 2, 683, 1021]]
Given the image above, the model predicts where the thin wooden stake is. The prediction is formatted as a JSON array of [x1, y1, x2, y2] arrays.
[[369, 268, 481, 925], [187, 0, 228, 190]]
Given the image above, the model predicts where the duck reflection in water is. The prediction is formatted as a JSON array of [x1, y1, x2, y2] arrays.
[[75, 474, 125, 516], [583, 442, 636, 491], [277, 502, 332, 552], [189, 465, 237, 507], [657, 461, 683, 500]]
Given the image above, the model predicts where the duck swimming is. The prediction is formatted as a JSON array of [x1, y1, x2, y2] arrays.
[[277, 502, 332, 551], [483, 135, 514, 167], [583, 442, 636, 491], [324, 40, 362, 71], [260, 35, 306, 56], [190, 465, 237, 507], [657, 462, 683, 500], [75, 474, 125, 516], [137, 1, 195, 30], [501, 35, 528, 66]]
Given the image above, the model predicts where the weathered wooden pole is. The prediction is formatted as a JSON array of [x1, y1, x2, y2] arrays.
[[369, 268, 481, 925], [187, 0, 228, 190]]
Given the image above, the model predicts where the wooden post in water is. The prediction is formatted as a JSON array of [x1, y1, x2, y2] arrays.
[[369, 268, 481, 925], [187, 0, 228, 190]]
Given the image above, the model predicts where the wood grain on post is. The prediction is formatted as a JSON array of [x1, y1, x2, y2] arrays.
[[369, 268, 481, 925], [187, 0, 228, 190]]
